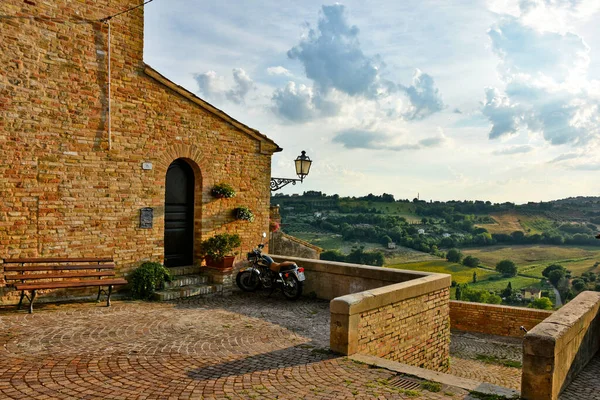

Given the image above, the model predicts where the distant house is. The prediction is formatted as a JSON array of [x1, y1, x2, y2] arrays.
[[442, 233, 451, 238], [314, 212, 322, 218], [418, 229, 425, 235], [388, 242, 397, 249], [521, 288, 542, 300]]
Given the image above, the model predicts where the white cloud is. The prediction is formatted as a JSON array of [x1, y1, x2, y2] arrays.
[[492, 144, 535, 155], [332, 128, 448, 151], [482, 87, 522, 139], [401, 69, 445, 120], [287, 4, 387, 98], [483, 10, 600, 147], [267, 66, 293, 77], [226, 68, 255, 104], [271, 81, 339, 123], [273, 4, 444, 124], [194, 68, 255, 104], [489, 17, 590, 81]]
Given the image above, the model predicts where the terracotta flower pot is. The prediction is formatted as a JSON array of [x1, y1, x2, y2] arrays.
[[205, 255, 235, 270]]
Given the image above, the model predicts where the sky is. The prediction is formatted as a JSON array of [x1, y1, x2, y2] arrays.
[[143, 0, 600, 204]]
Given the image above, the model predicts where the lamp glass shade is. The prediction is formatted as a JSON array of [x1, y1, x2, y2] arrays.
[[294, 151, 312, 180]]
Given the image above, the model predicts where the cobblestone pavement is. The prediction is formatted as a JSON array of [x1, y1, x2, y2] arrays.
[[0, 291, 472, 399], [450, 330, 523, 390], [560, 352, 600, 400]]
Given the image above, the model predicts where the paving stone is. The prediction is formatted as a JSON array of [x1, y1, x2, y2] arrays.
[[0, 291, 513, 399], [560, 352, 600, 400], [449, 330, 523, 390]]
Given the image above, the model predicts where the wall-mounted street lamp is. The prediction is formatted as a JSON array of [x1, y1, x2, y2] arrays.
[[270, 150, 313, 191]]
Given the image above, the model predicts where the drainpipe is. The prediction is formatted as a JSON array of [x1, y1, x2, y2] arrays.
[[106, 20, 112, 150]]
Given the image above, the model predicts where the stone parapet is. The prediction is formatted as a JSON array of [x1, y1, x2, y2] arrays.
[[272, 256, 451, 372], [521, 291, 600, 400], [450, 300, 553, 337]]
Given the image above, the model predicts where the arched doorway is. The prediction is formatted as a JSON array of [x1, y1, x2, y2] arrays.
[[164, 159, 194, 267]]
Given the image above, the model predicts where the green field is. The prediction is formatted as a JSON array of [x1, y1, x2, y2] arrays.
[[468, 276, 542, 292], [463, 245, 600, 277], [387, 260, 500, 284]]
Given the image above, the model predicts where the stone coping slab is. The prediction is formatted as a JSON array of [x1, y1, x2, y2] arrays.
[[331, 273, 451, 315], [351, 353, 520, 399], [522, 291, 600, 400], [272, 255, 433, 282]]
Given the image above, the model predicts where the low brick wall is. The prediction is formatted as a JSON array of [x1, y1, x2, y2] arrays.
[[450, 300, 553, 337], [521, 291, 600, 400], [272, 256, 451, 372]]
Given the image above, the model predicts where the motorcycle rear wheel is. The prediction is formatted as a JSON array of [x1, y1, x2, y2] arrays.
[[236, 271, 260, 292], [281, 275, 303, 300]]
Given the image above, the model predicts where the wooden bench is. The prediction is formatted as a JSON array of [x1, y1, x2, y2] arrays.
[[2, 257, 127, 313]]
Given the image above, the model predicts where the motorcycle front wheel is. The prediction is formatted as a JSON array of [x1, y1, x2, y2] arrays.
[[236, 270, 260, 292], [281, 275, 303, 300]]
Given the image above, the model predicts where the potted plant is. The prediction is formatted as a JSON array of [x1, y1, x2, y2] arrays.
[[211, 183, 236, 199], [234, 206, 255, 222], [200, 233, 242, 270]]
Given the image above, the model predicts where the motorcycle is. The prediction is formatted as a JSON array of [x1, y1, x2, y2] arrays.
[[235, 233, 305, 300]]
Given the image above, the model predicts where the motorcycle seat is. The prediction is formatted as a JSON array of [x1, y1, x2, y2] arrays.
[[269, 261, 296, 273]]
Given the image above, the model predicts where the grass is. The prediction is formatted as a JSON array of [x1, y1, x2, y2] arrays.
[[421, 381, 442, 392], [462, 245, 600, 277], [387, 260, 500, 284], [475, 354, 522, 368]]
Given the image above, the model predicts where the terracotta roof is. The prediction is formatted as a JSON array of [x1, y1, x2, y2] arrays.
[[143, 64, 282, 153]]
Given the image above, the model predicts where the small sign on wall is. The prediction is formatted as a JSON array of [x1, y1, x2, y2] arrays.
[[140, 208, 153, 229], [142, 162, 153, 170]]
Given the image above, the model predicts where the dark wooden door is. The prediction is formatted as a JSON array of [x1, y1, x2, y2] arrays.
[[164, 160, 194, 267]]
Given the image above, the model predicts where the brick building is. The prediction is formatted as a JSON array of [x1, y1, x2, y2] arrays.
[[0, 0, 280, 300]]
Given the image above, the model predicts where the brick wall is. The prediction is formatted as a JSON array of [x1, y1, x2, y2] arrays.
[[0, 0, 278, 302], [450, 300, 553, 337], [357, 288, 450, 371]]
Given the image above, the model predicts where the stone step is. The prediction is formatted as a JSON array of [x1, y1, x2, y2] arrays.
[[168, 265, 202, 276], [152, 284, 223, 301], [165, 274, 208, 288]]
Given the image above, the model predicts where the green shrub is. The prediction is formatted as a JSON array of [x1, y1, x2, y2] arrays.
[[496, 259, 517, 277], [235, 206, 255, 222], [446, 248, 463, 263], [462, 255, 480, 268], [128, 262, 173, 300], [200, 233, 241, 262], [211, 183, 236, 198], [530, 297, 553, 310]]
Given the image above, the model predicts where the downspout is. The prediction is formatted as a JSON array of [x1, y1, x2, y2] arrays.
[[105, 20, 112, 151]]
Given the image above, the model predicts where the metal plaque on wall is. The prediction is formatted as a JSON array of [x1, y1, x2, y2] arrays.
[[140, 208, 153, 229]]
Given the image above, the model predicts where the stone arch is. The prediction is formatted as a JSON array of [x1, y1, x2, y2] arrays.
[[157, 145, 206, 265]]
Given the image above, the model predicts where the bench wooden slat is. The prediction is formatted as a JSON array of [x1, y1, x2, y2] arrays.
[[3, 257, 113, 264], [5, 271, 116, 281], [15, 278, 127, 291], [4, 263, 116, 272]]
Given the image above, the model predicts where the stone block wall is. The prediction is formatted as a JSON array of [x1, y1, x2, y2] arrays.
[[0, 0, 278, 303], [277, 257, 452, 372], [450, 301, 553, 337], [269, 232, 322, 260], [356, 287, 450, 371], [521, 291, 600, 400]]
